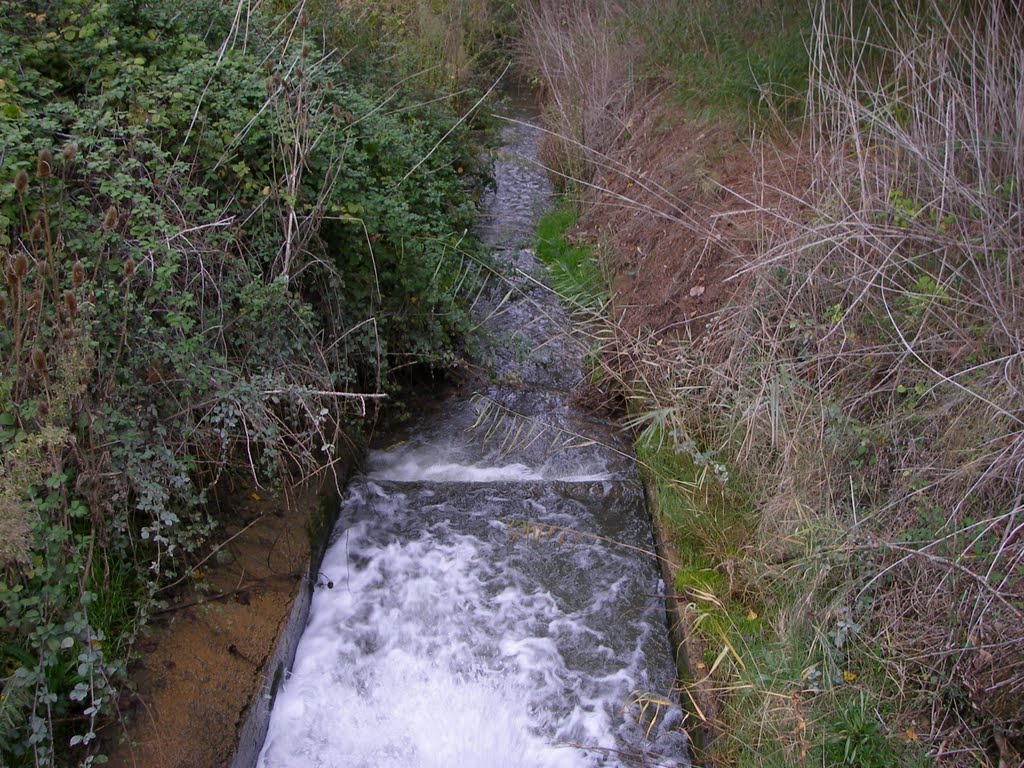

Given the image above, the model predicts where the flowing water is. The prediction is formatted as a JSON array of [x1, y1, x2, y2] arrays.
[[256, 102, 688, 768]]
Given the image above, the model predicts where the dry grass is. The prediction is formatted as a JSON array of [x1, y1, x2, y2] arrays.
[[519, 0, 642, 185], [522, 0, 1024, 763], [649, 1, 1023, 763]]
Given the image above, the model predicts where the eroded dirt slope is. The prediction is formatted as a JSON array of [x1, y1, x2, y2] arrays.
[[106, 483, 325, 768], [576, 94, 807, 341]]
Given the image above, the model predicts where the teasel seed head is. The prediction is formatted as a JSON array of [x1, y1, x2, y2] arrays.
[[15, 169, 29, 195], [295, 67, 305, 81], [72, 259, 85, 288], [31, 347, 47, 377], [273, 71, 283, 86], [29, 219, 44, 242], [64, 289, 77, 317], [123, 257, 135, 280], [37, 149, 53, 180], [26, 288, 42, 314], [332, 104, 342, 119], [301, 44, 310, 60], [36, 259, 50, 279], [102, 205, 118, 231], [299, 9, 309, 29], [62, 143, 78, 162], [13, 253, 29, 280]]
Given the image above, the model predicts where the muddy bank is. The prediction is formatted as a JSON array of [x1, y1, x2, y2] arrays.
[[573, 93, 806, 341], [106, 475, 344, 768]]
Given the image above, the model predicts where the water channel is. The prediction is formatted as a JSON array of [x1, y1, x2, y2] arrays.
[[254, 100, 689, 768]]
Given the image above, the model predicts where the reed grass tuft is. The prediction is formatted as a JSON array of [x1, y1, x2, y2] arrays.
[[522, 0, 1023, 762]]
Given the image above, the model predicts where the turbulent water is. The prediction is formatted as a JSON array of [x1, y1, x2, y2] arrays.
[[256, 102, 689, 768]]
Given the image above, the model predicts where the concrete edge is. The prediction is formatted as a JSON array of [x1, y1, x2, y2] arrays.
[[229, 483, 345, 768], [640, 469, 718, 767], [229, 572, 314, 768]]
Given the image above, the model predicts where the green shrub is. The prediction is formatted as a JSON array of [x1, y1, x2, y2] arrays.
[[1, 0, 488, 763]]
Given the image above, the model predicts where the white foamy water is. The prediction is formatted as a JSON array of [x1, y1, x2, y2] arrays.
[[257, 480, 687, 768], [366, 444, 618, 485], [368, 448, 544, 484]]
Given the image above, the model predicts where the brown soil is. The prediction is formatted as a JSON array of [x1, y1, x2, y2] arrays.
[[568, 92, 810, 757], [105, 480, 330, 768], [577, 93, 807, 340]]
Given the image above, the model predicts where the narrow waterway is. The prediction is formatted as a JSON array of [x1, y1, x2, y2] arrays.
[[255, 102, 688, 768]]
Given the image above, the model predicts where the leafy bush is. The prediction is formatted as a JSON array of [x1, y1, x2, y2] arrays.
[[1, 0, 486, 764]]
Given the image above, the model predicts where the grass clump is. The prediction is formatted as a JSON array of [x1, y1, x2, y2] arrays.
[[520, 0, 641, 185], [636, 429, 935, 766], [534, 205, 605, 313], [635, 433, 752, 570], [629, 0, 811, 126]]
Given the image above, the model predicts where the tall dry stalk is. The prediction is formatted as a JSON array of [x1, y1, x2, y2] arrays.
[[640, 0, 1024, 759], [519, 0, 640, 184], [520, 0, 1022, 759]]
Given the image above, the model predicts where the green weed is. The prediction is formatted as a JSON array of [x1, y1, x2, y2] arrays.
[[534, 205, 605, 313], [629, 0, 811, 126]]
